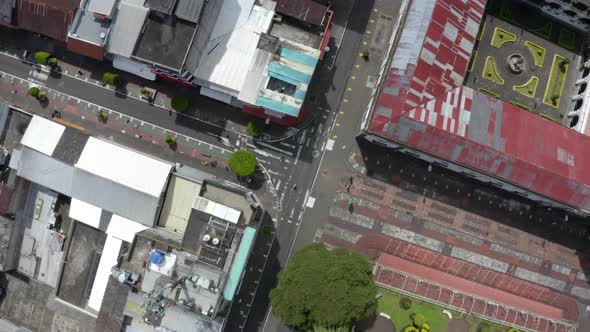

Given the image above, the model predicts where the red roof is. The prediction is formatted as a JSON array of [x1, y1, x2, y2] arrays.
[[377, 253, 563, 320], [368, 0, 590, 212], [275, 0, 327, 26]]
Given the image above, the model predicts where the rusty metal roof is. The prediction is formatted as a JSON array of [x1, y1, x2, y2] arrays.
[[368, 0, 590, 212]]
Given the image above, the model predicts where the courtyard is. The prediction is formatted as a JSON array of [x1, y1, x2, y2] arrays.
[[377, 287, 515, 332], [465, 15, 578, 125]]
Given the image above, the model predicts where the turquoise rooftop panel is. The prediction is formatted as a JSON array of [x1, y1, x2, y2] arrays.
[[223, 226, 256, 301]]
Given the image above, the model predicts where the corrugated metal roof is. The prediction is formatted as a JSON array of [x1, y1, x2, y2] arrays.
[[21, 116, 65, 156], [107, 1, 149, 57], [196, 4, 273, 94], [14, 147, 75, 196], [88, 0, 116, 16], [69, 198, 102, 229], [368, 0, 590, 212], [223, 226, 256, 301], [88, 235, 122, 311], [75, 137, 172, 198], [174, 0, 204, 23]]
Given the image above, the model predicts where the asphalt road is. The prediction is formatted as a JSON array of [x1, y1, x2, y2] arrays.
[[0, 0, 368, 327], [249, 0, 375, 330]]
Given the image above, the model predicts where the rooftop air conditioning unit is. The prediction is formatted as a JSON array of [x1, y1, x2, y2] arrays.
[[203, 234, 211, 242], [212, 238, 220, 246]]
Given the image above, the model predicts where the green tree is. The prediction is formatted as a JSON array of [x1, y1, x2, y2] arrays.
[[228, 150, 257, 177], [246, 120, 263, 137], [38, 91, 47, 100], [28, 87, 39, 97], [103, 72, 120, 86], [164, 135, 176, 144], [34, 51, 51, 65], [140, 87, 147, 94], [270, 244, 377, 330], [171, 96, 189, 113], [48, 57, 58, 66]]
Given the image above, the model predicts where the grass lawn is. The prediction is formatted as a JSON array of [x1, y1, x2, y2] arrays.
[[378, 287, 458, 331], [377, 287, 513, 332]]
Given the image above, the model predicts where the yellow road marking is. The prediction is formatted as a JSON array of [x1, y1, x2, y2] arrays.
[[336, 123, 340, 127], [339, 111, 345, 115], [53, 118, 85, 131]]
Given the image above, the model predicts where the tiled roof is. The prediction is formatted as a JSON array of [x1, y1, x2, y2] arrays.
[[367, 0, 590, 212]]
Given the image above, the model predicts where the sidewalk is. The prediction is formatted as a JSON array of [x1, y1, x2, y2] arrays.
[[0, 68, 279, 204], [0, 27, 310, 141]]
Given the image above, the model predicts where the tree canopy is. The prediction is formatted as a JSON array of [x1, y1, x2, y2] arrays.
[[246, 120, 262, 137], [171, 96, 189, 113], [228, 150, 257, 177], [34, 51, 51, 65], [270, 244, 377, 330], [103, 72, 120, 86]]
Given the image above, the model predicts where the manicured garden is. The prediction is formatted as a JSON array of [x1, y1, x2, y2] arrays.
[[377, 288, 513, 332], [543, 54, 569, 109], [513, 76, 538, 98], [482, 57, 504, 85]]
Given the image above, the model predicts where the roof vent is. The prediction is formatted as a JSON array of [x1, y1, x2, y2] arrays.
[[202, 234, 211, 242], [212, 238, 220, 246]]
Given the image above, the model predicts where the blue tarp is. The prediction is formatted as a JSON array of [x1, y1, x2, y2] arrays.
[[280, 47, 319, 67], [268, 63, 312, 85], [150, 251, 164, 265], [256, 96, 301, 117], [223, 227, 257, 301]]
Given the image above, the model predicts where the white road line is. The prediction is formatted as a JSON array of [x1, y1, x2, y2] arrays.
[[0, 70, 231, 156], [275, 179, 282, 191], [293, 145, 303, 165], [256, 141, 294, 156], [325, 139, 335, 151], [279, 141, 296, 149], [298, 129, 307, 145], [290, 208, 295, 219]]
